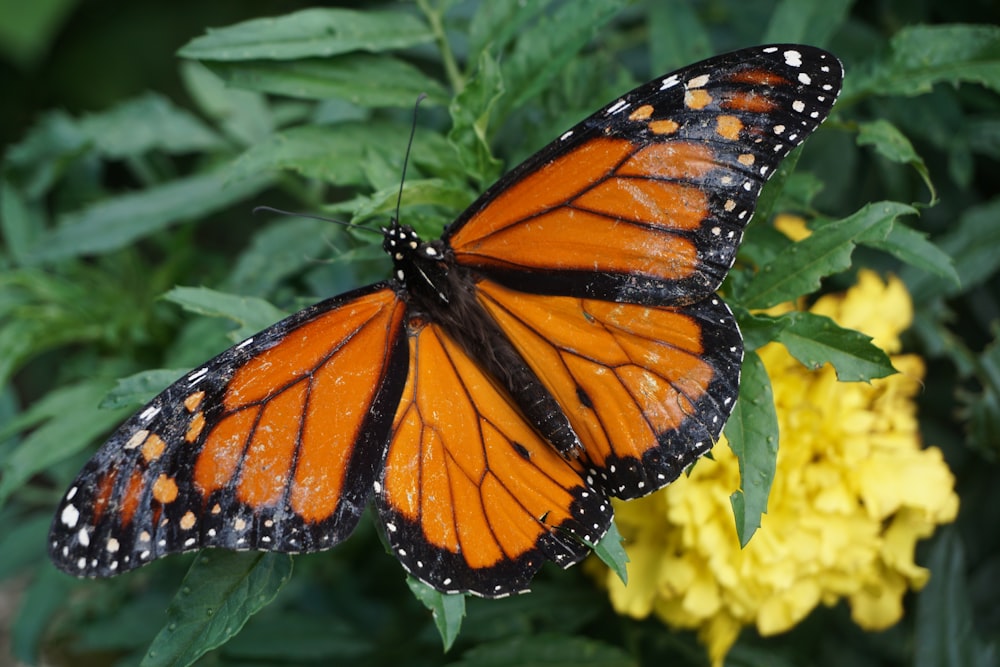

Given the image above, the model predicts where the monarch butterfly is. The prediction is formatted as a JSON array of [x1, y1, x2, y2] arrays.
[[49, 44, 843, 598]]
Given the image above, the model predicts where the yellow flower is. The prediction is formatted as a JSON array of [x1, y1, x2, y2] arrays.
[[590, 265, 959, 666]]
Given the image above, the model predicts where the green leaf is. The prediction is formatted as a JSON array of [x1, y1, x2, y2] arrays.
[[141, 551, 293, 667], [742, 201, 917, 309], [206, 54, 449, 108], [178, 8, 433, 61], [100, 369, 187, 409], [501, 0, 619, 113], [647, 0, 711, 72], [223, 611, 372, 660], [179, 61, 274, 146], [847, 24, 1000, 100], [725, 351, 778, 547], [467, 0, 548, 64], [449, 50, 505, 187], [914, 530, 997, 667], [162, 286, 286, 340], [1, 178, 44, 266], [857, 119, 937, 204], [11, 566, 77, 665], [26, 164, 274, 262], [864, 220, 959, 286], [903, 197, 1000, 301], [0, 514, 50, 580], [450, 635, 637, 667], [591, 522, 628, 586], [79, 92, 224, 158], [958, 332, 1000, 460], [774, 311, 897, 381], [0, 379, 125, 508], [763, 0, 852, 47], [733, 308, 791, 352], [406, 577, 466, 652]]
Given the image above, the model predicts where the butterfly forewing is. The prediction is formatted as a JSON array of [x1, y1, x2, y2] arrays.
[[50, 286, 408, 576], [446, 45, 843, 305]]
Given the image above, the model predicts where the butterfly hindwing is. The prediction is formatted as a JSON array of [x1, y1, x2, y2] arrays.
[[446, 45, 843, 305], [50, 285, 408, 576], [475, 280, 742, 500], [377, 320, 613, 597]]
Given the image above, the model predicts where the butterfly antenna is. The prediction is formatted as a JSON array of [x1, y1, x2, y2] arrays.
[[252, 206, 381, 237], [395, 93, 428, 224]]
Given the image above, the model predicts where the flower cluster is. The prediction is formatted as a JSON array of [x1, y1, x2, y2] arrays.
[[590, 248, 959, 664]]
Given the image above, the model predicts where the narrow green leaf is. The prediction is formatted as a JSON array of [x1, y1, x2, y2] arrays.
[[179, 61, 274, 146], [742, 201, 917, 309], [775, 311, 896, 381], [27, 164, 274, 262], [467, 0, 547, 64], [79, 92, 224, 158], [857, 119, 937, 204], [100, 369, 187, 409], [178, 8, 433, 61], [958, 333, 1000, 460], [591, 522, 628, 586], [863, 220, 958, 286], [763, 0, 852, 47], [1, 178, 44, 266], [207, 54, 449, 108], [501, 0, 619, 112], [162, 287, 286, 340], [141, 551, 293, 667], [451, 635, 637, 667], [0, 514, 50, 580], [647, 0, 711, 72], [0, 379, 125, 508], [406, 577, 466, 652], [724, 351, 778, 546], [914, 530, 997, 667], [846, 24, 1000, 100], [449, 50, 505, 187], [903, 197, 1000, 301], [11, 566, 77, 665]]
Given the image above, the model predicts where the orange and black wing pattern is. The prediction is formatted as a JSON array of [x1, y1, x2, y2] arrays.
[[377, 319, 612, 596], [49, 285, 407, 576], [447, 45, 842, 305], [49, 45, 842, 597]]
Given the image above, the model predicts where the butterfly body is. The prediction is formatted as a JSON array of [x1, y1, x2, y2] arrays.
[[50, 45, 843, 597]]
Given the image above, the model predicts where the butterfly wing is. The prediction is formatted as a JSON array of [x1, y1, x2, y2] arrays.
[[49, 285, 408, 576], [475, 280, 740, 499], [446, 45, 843, 305], [376, 319, 613, 597]]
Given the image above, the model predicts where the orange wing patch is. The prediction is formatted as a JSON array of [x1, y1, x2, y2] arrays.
[[449, 137, 715, 283], [378, 320, 611, 597], [476, 279, 741, 499]]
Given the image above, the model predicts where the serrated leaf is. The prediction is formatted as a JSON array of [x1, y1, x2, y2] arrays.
[[590, 521, 628, 586], [846, 24, 1000, 100], [724, 351, 778, 546], [732, 308, 791, 352], [857, 119, 937, 204], [406, 577, 465, 652], [141, 551, 293, 667], [163, 287, 286, 340], [774, 311, 897, 381], [179, 61, 274, 146], [26, 164, 274, 262], [178, 8, 433, 61], [450, 635, 636, 667], [206, 54, 449, 108], [863, 219, 958, 286], [742, 201, 917, 309], [100, 369, 187, 409]]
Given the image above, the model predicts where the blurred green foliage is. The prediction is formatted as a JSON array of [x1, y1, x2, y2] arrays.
[[2, 1, 999, 665]]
